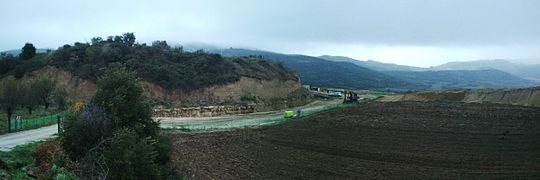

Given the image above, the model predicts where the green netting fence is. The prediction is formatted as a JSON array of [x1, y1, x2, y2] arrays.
[[5, 111, 65, 133], [162, 97, 380, 131]]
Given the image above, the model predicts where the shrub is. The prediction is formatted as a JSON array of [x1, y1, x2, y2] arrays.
[[91, 63, 158, 137], [77, 129, 163, 180], [61, 64, 173, 179], [62, 105, 112, 160], [31, 139, 74, 179]]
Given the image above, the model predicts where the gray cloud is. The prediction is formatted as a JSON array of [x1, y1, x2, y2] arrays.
[[1, 0, 539, 66]]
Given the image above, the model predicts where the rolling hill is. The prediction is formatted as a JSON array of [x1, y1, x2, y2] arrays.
[[434, 59, 540, 81], [386, 69, 539, 89], [208, 48, 425, 90], [319, 55, 426, 71], [318, 55, 539, 89]]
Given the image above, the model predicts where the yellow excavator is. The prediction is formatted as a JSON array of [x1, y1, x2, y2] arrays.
[[343, 89, 359, 103]]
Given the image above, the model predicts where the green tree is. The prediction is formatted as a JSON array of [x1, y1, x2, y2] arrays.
[[113, 36, 123, 43], [20, 79, 40, 114], [20, 43, 36, 60], [0, 77, 21, 133], [151, 40, 169, 50], [102, 129, 161, 179], [34, 78, 55, 109], [52, 88, 68, 111], [122, 32, 136, 46], [91, 63, 158, 136], [90, 37, 103, 45]]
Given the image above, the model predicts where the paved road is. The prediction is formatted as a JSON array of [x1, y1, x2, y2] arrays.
[[0, 125, 58, 151]]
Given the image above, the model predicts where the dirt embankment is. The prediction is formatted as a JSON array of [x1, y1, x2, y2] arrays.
[[141, 77, 300, 104], [396, 87, 540, 107], [27, 66, 96, 101], [22, 66, 301, 105]]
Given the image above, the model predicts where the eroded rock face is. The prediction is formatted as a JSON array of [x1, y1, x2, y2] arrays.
[[141, 77, 300, 104], [27, 66, 96, 101]]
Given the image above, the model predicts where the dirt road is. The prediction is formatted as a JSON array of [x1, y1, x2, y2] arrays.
[[0, 125, 58, 151], [0, 99, 342, 151], [170, 101, 540, 179], [158, 99, 343, 129]]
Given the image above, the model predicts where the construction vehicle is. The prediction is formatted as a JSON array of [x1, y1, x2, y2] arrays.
[[284, 111, 295, 118], [343, 89, 359, 103]]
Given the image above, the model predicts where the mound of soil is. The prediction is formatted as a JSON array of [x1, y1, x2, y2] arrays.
[[170, 102, 540, 179], [399, 87, 540, 107]]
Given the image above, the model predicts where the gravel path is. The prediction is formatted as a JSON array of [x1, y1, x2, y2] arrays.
[[0, 125, 58, 151], [0, 99, 343, 151]]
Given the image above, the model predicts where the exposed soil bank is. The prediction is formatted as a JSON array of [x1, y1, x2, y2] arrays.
[[398, 87, 540, 107], [19, 66, 301, 106]]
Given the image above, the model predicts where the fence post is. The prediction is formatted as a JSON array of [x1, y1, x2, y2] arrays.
[[57, 115, 61, 133]]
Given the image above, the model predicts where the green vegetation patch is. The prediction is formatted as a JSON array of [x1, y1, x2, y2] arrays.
[[0, 142, 42, 179]]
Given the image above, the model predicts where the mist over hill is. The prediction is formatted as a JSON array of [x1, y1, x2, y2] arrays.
[[433, 59, 540, 81], [319, 55, 426, 71]]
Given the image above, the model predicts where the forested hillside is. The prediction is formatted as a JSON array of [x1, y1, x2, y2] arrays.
[[0, 34, 297, 91]]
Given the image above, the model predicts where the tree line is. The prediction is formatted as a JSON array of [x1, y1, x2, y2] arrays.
[[0, 77, 66, 133]]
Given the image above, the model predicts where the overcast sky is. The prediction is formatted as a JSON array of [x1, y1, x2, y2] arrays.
[[1, 0, 539, 67]]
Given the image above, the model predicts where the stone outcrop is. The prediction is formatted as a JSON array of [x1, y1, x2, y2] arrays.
[[154, 105, 255, 117]]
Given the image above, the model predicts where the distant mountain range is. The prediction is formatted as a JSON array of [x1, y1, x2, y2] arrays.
[[204, 48, 538, 90], [319, 55, 426, 71], [433, 59, 540, 81], [321, 55, 540, 81], [207, 48, 424, 91], [386, 69, 537, 89]]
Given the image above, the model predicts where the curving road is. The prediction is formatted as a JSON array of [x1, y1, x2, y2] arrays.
[[0, 125, 58, 151], [0, 99, 347, 151]]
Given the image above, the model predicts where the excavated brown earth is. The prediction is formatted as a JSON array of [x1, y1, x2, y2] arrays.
[[170, 101, 540, 179]]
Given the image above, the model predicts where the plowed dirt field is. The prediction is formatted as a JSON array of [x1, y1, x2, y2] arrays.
[[171, 101, 540, 179]]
